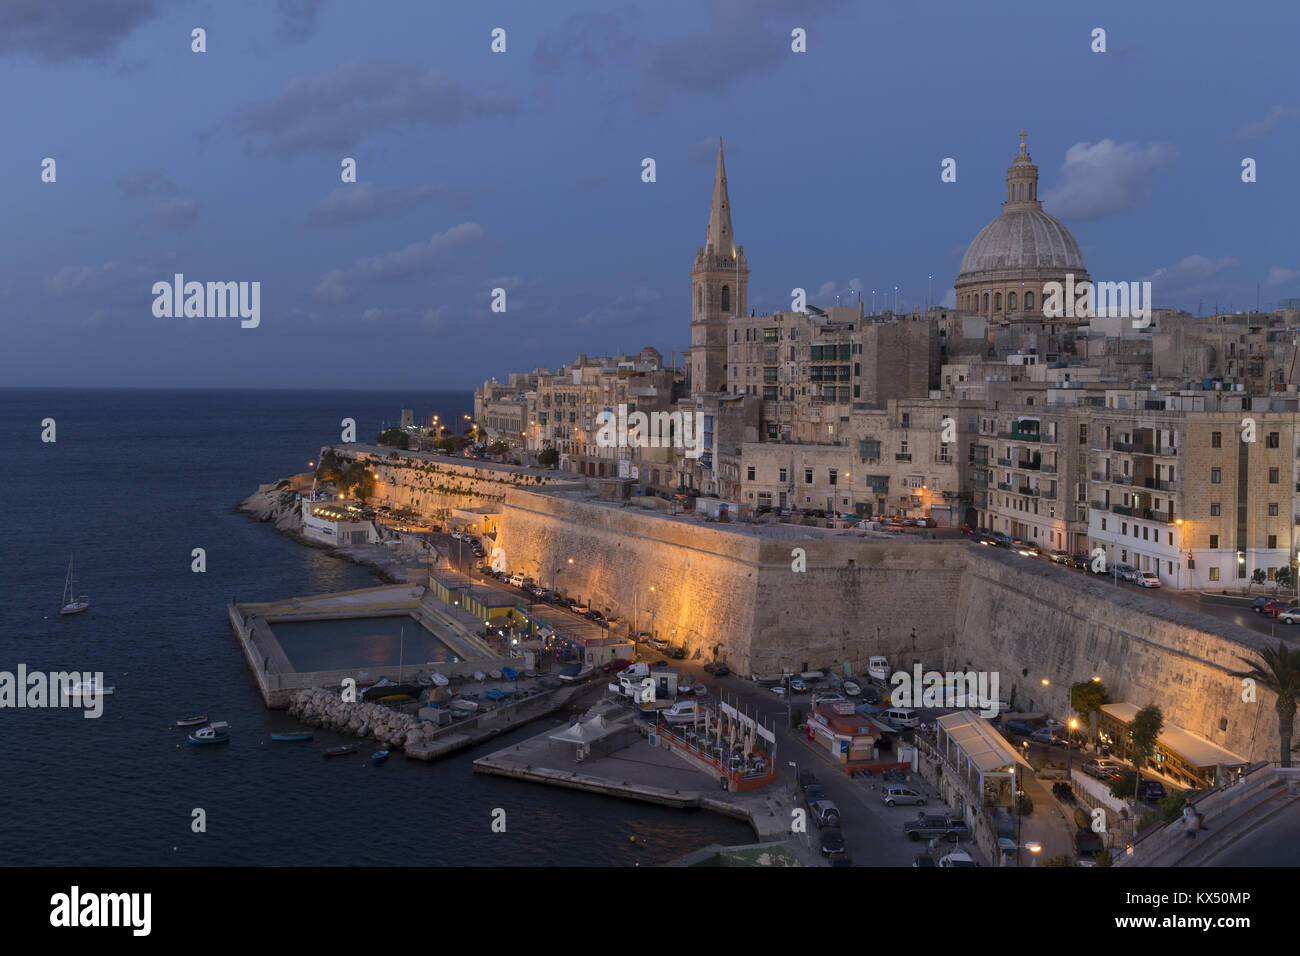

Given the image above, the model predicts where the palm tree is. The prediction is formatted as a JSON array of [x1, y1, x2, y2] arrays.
[[1231, 641, 1300, 767]]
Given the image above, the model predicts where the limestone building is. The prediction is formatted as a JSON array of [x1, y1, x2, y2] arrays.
[[690, 140, 748, 398]]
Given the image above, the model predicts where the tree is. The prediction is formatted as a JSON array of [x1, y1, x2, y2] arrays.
[[1129, 704, 1164, 801], [537, 447, 559, 468], [1071, 679, 1110, 747], [315, 448, 345, 485], [343, 462, 375, 501], [376, 428, 409, 450], [1230, 641, 1300, 767], [1252, 568, 1267, 591], [1278, 567, 1293, 591]]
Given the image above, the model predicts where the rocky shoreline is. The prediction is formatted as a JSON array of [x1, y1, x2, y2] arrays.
[[287, 688, 435, 751]]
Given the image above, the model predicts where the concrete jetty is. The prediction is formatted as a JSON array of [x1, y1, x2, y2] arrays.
[[473, 702, 804, 847]]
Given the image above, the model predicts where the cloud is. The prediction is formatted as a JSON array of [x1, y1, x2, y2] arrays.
[[1141, 255, 1238, 294], [276, 0, 326, 43], [532, 10, 637, 74], [0, 0, 157, 62], [304, 182, 441, 227], [117, 169, 176, 198], [45, 261, 125, 297], [231, 62, 517, 157], [1041, 139, 1176, 221], [1265, 267, 1300, 287], [1231, 106, 1300, 144], [314, 222, 485, 301], [645, 0, 847, 97], [145, 198, 199, 230], [574, 287, 662, 327]]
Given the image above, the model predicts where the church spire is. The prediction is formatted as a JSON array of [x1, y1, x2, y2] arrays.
[[705, 138, 735, 257]]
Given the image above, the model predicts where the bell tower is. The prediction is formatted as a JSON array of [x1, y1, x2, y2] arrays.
[[691, 139, 748, 397]]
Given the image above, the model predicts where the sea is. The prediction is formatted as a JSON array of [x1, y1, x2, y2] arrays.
[[0, 388, 751, 866]]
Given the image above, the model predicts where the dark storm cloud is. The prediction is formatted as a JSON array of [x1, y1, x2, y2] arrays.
[[230, 62, 518, 157], [0, 0, 157, 62]]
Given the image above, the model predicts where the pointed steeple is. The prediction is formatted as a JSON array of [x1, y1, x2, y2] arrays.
[[705, 138, 735, 258]]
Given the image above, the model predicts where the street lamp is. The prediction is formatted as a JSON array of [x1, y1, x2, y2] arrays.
[[1067, 717, 1078, 777]]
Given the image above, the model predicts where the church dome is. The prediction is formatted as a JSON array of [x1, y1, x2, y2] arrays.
[[954, 131, 1088, 293], [957, 207, 1086, 282]]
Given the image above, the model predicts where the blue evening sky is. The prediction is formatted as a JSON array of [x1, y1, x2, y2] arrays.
[[5, 0, 1299, 389]]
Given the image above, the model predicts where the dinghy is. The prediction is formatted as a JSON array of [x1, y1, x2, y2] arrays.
[[323, 745, 357, 758], [270, 731, 313, 742], [371, 750, 390, 764], [175, 714, 209, 727]]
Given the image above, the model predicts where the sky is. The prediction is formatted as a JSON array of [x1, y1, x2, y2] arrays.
[[6, 0, 1300, 390]]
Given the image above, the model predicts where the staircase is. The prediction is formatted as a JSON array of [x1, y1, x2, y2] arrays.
[[1117, 762, 1300, 867]]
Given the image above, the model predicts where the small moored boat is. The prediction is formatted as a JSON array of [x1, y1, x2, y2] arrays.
[[371, 750, 390, 764], [176, 714, 209, 727], [843, 680, 862, 697], [270, 731, 313, 742], [63, 681, 115, 699], [188, 722, 230, 745], [431, 672, 450, 687], [473, 671, 486, 682], [60, 553, 90, 616], [450, 699, 479, 713], [323, 745, 357, 758]]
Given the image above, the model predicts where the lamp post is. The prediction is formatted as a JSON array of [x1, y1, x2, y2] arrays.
[[1067, 717, 1078, 777], [634, 585, 656, 634]]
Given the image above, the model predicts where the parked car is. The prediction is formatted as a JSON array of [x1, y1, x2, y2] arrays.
[[938, 850, 978, 867], [814, 692, 846, 707], [1003, 719, 1037, 737], [1137, 571, 1161, 588], [1049, 550, 1069, 564], [1030, 727, 1067, 746], [1112, 563, 1138, 582], [789, 677, 808, 693], [1252, 596, 1275, 612], [1017, 543, 1041, 557], [601, 659, 633, 674], [703, 661, 729, 676], [668, 646, 686, 660], [903, 815, 969, 842], [881, 785, 927, 808], [912, 854, 936, 868], [807, 799, 841, 828], [1278, 606, 1300, 624], [960, 524, 977, 536], [820, 827, 847, 859], [649, 637, 669, 650], [798, 770, 820, 792], [1139, 778, 1167, 801], [1068, 553, 1092, 570], [1260, 600, 1286, 618], [1082, 758, 1124, 781], [770, 684, 786, 696]]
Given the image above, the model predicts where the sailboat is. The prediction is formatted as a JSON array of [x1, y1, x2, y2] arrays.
[[60, 554, 89, 616]]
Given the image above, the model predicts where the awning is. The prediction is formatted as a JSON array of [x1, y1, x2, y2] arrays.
[[936, 711, 1033, 772], [1101, 703, 1248, 769]]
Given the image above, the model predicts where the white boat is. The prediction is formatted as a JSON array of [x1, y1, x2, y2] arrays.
[[867, 656, 890, 682], [489, 670, 503, 680], [62, 680, 115, 699], [473, 671, 486, 682], [450, 699, 479, 713], [661, 700, 701, 724], [843, 680, 862, 697], [431, 672, 450, 687], [60, 554, 89, 616]]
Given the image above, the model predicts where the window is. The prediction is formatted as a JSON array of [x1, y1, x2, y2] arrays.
[[902, 412, 911, 428], [1211, 431, 1222, 448], [1210, 502, 1220, 516], [1210, 534, 1219, 549], [1269, 502, 1279, 516], [1121, 522, 1128, 535], [1268, 432, 1280, 448], [1210, 567, 1220, 582], [1026, 291, 1034, 310], [779, 468, 787, 483], [746, 466, 755, 481], [829, 469, 838, 486], [1269, 535, 1278, 549], [804, 468, 813, 484], [1211, 467, 1221, 484], [1142, 527, 1149, 540], [1269, 467, 1279, 484], [1101, 518, 1107, 530], [721, 285, 730, 312]]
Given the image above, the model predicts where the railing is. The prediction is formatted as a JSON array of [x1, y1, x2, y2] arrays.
[[1142, 477, 1177, 491], [998, 430, 1041, 443], [1041, 464, 1057, 474], [997, 482, 1012, 491], [1113, 475, 1133, 486], [895, 453, 912, 462], [1091, 471, 1109, 482], [1112, 504, 1134, 516], [1041, 488, 1057, 500], [1090, 500, 1108, 511], [1112, 441, 1132, 452], [1017, 485, 1033, 496], [996, 457, 1013, 467]]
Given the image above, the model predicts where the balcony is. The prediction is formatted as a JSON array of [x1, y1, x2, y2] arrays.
[[895, 453, 912, 462], [1112, 441, 1133, 453], [1041, 464, 1057, 474], [1016, 460, 1040, 471], [1042, 488, 1057, 500], [1017, 485, 1034, 496], [1090, 471, 1109, 482], [1040, 433, 1058, 445], [1141, 477, 1178, 491], [1113, 474, 1133, 486], [1112, 504, 1134, 516], [998, 429, 1041, 443], [997, 482, 1012, 492], [996, 457, 1013, 467], [1090, 501, 1108, 511]]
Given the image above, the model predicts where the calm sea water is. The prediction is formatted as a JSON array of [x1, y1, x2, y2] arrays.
[[0, 388, 751, 866]]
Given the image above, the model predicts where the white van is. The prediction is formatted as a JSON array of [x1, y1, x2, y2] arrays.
[[881, 707, 920, 729], [508, 573, 526, 588]]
